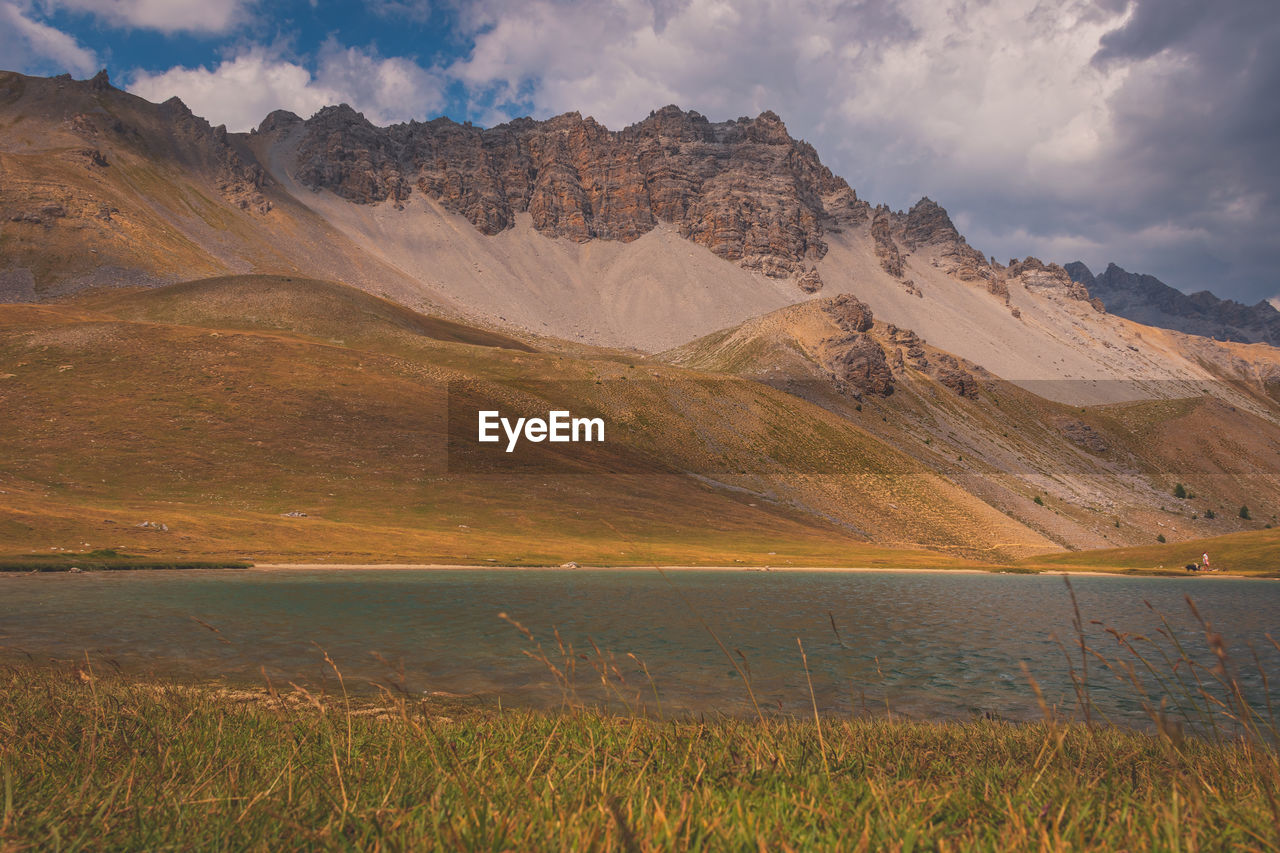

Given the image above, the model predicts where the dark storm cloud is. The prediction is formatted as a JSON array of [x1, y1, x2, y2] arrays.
[[1093, 0, 1270, 64], [1086, 0, 1280, 302]]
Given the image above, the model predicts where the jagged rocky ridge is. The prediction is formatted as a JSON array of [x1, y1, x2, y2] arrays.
[[867, 198, 1098, 313], [270, 99, 1118, 308], [265, 104, 871, 291], [1067, 262, 1280, 345], [4, 69, 1098, 310], [0, 70, 272, 216]]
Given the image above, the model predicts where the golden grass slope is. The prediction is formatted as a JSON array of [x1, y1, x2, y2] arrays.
[[0, 275, 1046, 565], [76, 275, 536, 353], [1019, 527, 1280, 576]]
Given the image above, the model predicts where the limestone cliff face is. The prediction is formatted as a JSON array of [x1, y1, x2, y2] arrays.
[[825, 293, 875, 334], [280, 104, 870, 291], [870, 207, 905, 279]]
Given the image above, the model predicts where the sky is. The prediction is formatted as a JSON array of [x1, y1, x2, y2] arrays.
[[4, 0, 1278, 306]]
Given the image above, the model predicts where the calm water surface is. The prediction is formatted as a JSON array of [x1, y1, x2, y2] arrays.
[[2, 569, 1277, 724]]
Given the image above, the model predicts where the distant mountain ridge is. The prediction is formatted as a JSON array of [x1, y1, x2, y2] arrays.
[[1066, 261, 1280, 345]]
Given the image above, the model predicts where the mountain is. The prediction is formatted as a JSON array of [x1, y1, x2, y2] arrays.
[[1066, 261, 1280, 346], [2, 69, 1106, 357], [3, 69, 1279, 563]]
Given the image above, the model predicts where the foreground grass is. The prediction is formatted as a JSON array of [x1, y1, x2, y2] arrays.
[[1, 666, 1277, 850]]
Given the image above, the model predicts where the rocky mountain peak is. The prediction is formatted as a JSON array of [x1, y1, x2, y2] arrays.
[[160, 95, 192, 116], [256, 109, 302, 134], [890, 197, 992, 290], [903, 197, 960, 248], [31, 72, 274, 215], [1063, 261, 1095, 288]]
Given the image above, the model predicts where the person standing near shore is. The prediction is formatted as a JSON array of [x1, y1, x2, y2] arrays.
[[1203, 552, 1211, 571]]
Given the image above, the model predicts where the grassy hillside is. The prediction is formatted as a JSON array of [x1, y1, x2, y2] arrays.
[[1020, 527, 1280, 576], [7, 275, 1276, 568], [77, 276, 536, 353], [1, 275, 1024, 566]]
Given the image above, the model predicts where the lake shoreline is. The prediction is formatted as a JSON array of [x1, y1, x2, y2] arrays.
[[250, 562, 1269, 579], [3, 561, 1267, 579]]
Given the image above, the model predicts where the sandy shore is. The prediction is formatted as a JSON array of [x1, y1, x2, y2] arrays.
[[249, 563, 1264, 578]]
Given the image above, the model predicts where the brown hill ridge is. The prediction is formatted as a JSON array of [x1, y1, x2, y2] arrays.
[[55, 70, 272, 215]]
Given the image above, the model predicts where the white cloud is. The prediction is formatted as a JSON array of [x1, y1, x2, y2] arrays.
[[0, 1, 98, 75], [43, 0, 250, 33], [365, 0, 432, 22], [129, 52, 330, 131], [450, 0, 1130, 198], [313, 41, 446, 122], [127, 44, 447, 132]]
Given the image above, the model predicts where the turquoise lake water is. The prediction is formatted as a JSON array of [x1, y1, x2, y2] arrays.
[[2, 568, 1276, 724]]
